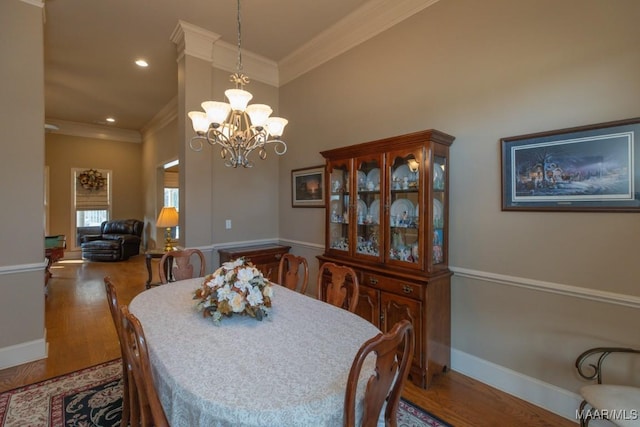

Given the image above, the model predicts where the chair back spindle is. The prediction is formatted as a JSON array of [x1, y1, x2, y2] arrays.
[[318, 262, 359, 313], [159, 248, 206, 283], [278, 254, 309, 294]]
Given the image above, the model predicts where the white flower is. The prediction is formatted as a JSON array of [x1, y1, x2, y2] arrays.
[[211, 273, 225, 287], [246, 286, 264, 306], [216, 285, 234, 302], [236, 267, 254, 283], [223, 258, 244, 269]]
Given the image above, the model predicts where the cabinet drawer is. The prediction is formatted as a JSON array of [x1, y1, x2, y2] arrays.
[[361, 272, 422, 299]]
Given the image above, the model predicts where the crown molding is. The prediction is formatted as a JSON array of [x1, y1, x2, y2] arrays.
[[172, 20, 278, 87], [170, 20, 221, 63], [279, 0, 441, 85], [20, 0, 44, 8], [171, 0, 439, 89], [141, 96, 178, 138], [44, 119, 142, 143], [211, 40, 279, 87]]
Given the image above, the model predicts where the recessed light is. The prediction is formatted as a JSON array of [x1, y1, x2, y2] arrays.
[[106, 117, 116, 123], [135, 59, 149, 68]]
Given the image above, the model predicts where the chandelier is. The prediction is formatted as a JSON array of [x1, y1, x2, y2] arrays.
[[187, 0, 288, 168]]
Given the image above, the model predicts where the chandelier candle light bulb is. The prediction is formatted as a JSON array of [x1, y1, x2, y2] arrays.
[[187, 0, 288, 168]]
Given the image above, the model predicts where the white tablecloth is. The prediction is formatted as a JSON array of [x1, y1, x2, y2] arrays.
[[129, 278, 381, 427]]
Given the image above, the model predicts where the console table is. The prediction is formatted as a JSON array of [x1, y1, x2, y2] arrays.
[[217, 244, 290, 282]]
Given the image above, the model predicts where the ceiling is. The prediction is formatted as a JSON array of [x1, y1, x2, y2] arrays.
[[42, 0, 389, 133]]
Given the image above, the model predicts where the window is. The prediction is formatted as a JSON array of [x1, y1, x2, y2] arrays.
[[73, 168, 111, 248]]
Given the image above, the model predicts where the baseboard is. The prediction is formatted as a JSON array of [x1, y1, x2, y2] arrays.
[[451, 348, 582, 423], [0, 335, 48, 370]]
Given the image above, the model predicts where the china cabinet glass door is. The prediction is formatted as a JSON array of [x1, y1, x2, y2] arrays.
[[431, 154, 447, 268], [327, 160, 351, 254], [354, 155, 383, 261], [386, 149, 422, 269]]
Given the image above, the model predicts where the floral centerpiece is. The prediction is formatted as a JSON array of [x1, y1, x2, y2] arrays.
[[193, 257, 273, 324]]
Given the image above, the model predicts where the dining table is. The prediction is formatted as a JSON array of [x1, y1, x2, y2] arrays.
[[128, 277, 383, 427]]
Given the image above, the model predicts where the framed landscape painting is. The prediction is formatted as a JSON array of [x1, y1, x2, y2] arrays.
[[291, 165, 325, 207], [501, 118, 640, 212]]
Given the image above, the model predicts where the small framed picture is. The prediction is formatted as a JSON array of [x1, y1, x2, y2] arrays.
[[501, 117, 640, 212], [291, 165, 325, 208]]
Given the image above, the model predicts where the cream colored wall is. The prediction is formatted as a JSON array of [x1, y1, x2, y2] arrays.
[[142, 117, 178, 250], [279, 0, 640, 397], [45, 134, 144, 250], [0, 1, 46, 360]]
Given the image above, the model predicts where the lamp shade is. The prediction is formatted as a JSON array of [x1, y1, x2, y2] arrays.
[[245, 104, 272, 128], [156, 207, 179, 228], [225, 88, 253, 111], [201, 101, 231, 125], [188, 111, 210, 134], [265, 117, 288, 138]]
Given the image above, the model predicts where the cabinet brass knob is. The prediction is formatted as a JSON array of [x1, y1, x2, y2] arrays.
[[402, 285, 413, 294], [275, 254, 282, 260], [369, 277, 378, 285]]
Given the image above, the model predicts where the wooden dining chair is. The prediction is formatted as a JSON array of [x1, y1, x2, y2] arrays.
[[344, 319, 414, 427], [277, 254, 309, 294], [104, 277, 132, 427], [159, 248, 205, 283], [317, 262, 359, 313], [120, 305, 170, 427]]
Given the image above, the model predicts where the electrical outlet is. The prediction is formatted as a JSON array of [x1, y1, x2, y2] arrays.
[[225, 219, 232, 230]]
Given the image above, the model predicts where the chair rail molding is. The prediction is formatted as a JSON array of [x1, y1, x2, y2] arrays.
[[0, 261, 47, 275], [450, 266, 640, 309]]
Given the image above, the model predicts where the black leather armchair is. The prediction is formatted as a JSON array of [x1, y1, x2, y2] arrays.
[[81, 219, 143, 261]]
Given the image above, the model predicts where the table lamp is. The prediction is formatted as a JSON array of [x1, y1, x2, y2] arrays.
[[156, 206, 179, 252]]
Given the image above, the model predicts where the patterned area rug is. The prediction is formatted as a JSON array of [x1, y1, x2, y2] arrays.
[[0, 359, 451, 427]]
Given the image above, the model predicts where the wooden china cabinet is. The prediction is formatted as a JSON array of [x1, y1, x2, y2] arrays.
[[318, 129, 454, 389]]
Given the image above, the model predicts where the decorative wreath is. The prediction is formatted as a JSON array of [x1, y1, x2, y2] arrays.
[[77, 169, 106, 191]]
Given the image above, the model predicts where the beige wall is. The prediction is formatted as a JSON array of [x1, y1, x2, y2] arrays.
[[142, 114, 178, 250], [176, 49, 281, 250], [45, 133, 144, 250], [0, 0, 46, 361], [279, 0, 640, 401]]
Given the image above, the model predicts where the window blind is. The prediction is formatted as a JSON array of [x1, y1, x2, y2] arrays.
[[164, 171, 179, 188], [75, 168, 110, 209]]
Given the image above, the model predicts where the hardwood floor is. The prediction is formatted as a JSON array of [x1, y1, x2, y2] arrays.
[[0, 255, 577, 426]]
